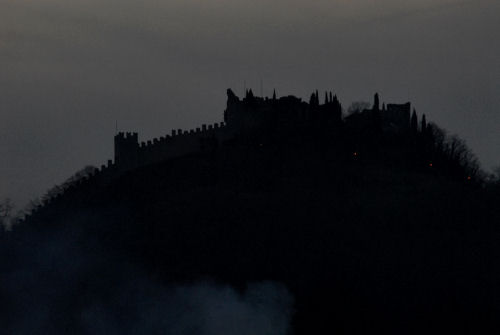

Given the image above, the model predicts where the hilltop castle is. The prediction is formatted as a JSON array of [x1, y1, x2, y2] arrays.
[[113, 89, 411, 172], [20, 89, 417, 222]]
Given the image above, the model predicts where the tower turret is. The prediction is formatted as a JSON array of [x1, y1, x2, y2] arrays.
[[114, 132, 139, 169]]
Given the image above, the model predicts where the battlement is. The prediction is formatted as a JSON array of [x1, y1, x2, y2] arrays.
[[114, 122, 227, 172], [115, 131, 138, 140], [114, 131, 139, 167]]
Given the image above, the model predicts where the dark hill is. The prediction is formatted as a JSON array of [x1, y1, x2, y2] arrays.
[[1, 91, 499, 334]]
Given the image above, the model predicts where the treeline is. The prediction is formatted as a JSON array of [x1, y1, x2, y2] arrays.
[[0, 166, 96, 231], [345, 98, 491, 184], [418, 120, 482, 181]]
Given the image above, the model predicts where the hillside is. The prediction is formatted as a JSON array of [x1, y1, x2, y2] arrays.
[[1, 91, 499, 334]]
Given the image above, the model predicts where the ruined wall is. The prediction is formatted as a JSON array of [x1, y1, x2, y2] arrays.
[[384, 103, 411, 131], [223, 89, 342, 132]]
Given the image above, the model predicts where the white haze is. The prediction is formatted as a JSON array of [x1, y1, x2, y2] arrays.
[[0, 222, 294, 334]]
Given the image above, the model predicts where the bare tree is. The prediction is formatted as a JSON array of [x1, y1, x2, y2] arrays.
[[427, 123, 446, 152], [0, 198, 14, 230], [41, 165, 97, 203], [24, 197, 42, 216], [427, 123, 482, 180], [13, 165, 97, 226], [62, 165, 96, 187], [490, 166, 500, 184]]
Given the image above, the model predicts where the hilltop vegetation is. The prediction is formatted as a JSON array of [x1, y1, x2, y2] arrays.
[[1, 91, 499, 334]]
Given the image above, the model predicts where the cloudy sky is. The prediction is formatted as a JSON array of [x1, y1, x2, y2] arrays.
[[1, 0, 499, 206]]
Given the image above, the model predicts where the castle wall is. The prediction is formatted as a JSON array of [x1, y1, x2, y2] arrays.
[[114, 122, 227, 172]]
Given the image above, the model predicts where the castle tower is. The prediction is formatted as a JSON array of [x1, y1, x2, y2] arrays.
[[385, 102, 411, 131], [114, 132, 139, 169]]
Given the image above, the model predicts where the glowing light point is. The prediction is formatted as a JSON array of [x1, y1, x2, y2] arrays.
[[353, 152, 358, 156], [429, 163, 433, 167]]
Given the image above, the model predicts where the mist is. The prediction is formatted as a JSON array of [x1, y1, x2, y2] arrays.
[[0, 218, 293, 334]]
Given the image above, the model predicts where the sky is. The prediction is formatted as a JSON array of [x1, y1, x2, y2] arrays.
[[1, 0, 499, 206]]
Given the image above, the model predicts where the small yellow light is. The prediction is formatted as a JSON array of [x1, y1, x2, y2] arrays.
[[467, 176, 471, 180], [353, 152, 358, 156]]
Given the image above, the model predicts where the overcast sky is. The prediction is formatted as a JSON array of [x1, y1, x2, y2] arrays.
[[1, 0, 499, 206]]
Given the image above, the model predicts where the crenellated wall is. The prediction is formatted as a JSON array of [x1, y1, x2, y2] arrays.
[[114, 122, 227, 172]]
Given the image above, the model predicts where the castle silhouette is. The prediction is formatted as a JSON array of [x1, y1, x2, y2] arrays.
[[21, 89, 422, 222], [114, 89, 413, 172]]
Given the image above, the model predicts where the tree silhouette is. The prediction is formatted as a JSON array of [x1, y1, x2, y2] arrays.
[[33, 166, 98, 207], [421, 114, 427, 133], [411, 109, 418, 133], [24, 198, 41, 216], [425, 123, 480, 179], [490, 166, 500, 186], [373, 93, 380, 111], [0, 198, 14, 229], [310, 91, 320, 107], [247, 89, 254, 99], [309, 93, 316, 106]]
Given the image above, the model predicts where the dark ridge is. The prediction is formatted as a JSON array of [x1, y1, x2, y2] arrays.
[[1, 90, 499, 334]]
